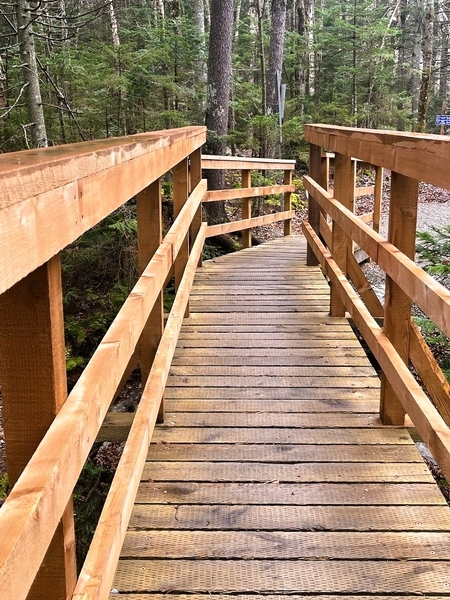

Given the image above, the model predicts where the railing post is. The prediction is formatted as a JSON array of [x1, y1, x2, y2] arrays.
[[380, 171, 419, 425], [330, 152, 355, 317], [241, 169, 252, 248], [373, 166, 383, 234], [320, 153, 330, 192], [306, 143, 322, 266], [190, 148, 203, 266], [173, 157, 190, 317], [0, 256, 77, 600], [284, 169, 293, 237], [137, 178, 165, 423]]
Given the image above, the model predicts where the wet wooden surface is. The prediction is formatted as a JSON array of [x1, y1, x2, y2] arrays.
[[112, 236, 450, 598]]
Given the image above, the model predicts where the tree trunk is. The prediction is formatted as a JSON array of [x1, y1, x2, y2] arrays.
[[417, 0, 434, 132], [411, 0, 423, 127], [267, 0, 287, 115], [186, 0, 207, 121], [204, 0, 234, 224], [16, 0, 48, 147]]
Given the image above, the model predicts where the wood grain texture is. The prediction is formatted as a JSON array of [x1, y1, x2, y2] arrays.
[[114, 235, 450, 599]]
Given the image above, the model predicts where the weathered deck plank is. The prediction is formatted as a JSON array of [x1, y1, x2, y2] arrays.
[[112, 235, 450, 598]]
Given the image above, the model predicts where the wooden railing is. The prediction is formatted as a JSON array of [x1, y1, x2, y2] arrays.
[[0, 127, 295, 599], [202, 155, 295, 244], [303, 124, 450, 481]]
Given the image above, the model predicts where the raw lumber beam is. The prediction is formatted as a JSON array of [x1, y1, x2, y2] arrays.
[[303, 175, 450, 339], [304, 124, 450, 189], [206, 210, 295, 238], [303, 221, 450, 485], [0, 127, 206, 295], [0, 179, 206, 600], [201, 155, 295, 171], [72, 223, 207, 600], [0, 255, 76, 599], [205, 184, 294, 202]]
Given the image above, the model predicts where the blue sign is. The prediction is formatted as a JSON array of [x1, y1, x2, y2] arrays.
[[435, 115, 450, 126]]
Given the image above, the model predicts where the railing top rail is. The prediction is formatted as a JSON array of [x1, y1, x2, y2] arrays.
[[202, 154, 296, 171], [304, 124, 450, 189], [0, 127, 205, 209], [0, 126, 206, 296]]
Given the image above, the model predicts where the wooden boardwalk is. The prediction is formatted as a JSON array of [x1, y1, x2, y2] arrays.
[[113, 235, 450, 598]]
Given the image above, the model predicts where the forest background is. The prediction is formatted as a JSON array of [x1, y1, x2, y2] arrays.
[[0, 0, 448, 154]]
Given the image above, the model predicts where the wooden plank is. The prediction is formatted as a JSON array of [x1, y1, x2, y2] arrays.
[[151, 427, 410, 445], [171, 354, 369, 366], [147, 443, 420, 462], [113, 559, 450, 594], [205, 210, 295, 237], [355, 185, 375, 197], [168, 365, 376, 377], [164, 398, 380, 412], [142, 461, 431, 483], [0, 128, 206, 295], [204, 184, 294, 202], [189, 147, 203, 266], [135, 481, 446, 505], [0, 256, 76, 600], [346, 246, 384, 318], [380, 171, 418, 425], [304, 124, 450, 189], [201, 155, 295, 171], [73, 224, 207, 600], [129, 504, 450, 531], [166, 375, 380, 388], [165, 387, 377, 399], [121, 530, 450, 559], [114, 595, 450, 600]]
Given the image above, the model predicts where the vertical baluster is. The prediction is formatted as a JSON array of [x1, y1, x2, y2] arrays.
[[190, 148, 203, 265], [241, 169, 252, 248], [173, 158, 190, 317], [373, 165, 383, 234], [330, 153, 355, 317], [380, 171, 419, 425], [306, 143, 321, 266], [0, 256, 76, 600], [284, 169, 293, 237], [137, 178, 165, 423]]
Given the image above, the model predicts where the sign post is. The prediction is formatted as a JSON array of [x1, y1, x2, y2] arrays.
[[436, 101, 449, 134]]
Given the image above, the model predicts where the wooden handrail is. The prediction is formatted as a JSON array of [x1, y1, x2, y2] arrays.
[[303, 124, 450, 484], [0, 127, 207, 599]]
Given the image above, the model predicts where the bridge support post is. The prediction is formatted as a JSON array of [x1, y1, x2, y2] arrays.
[[306, 143, 321, 266], [241, 169, 252, 248], [137, 178, 165, 423], [0, 256, 77, 600], [380, 171, 418, 425], [330, 153, 355, 316]]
